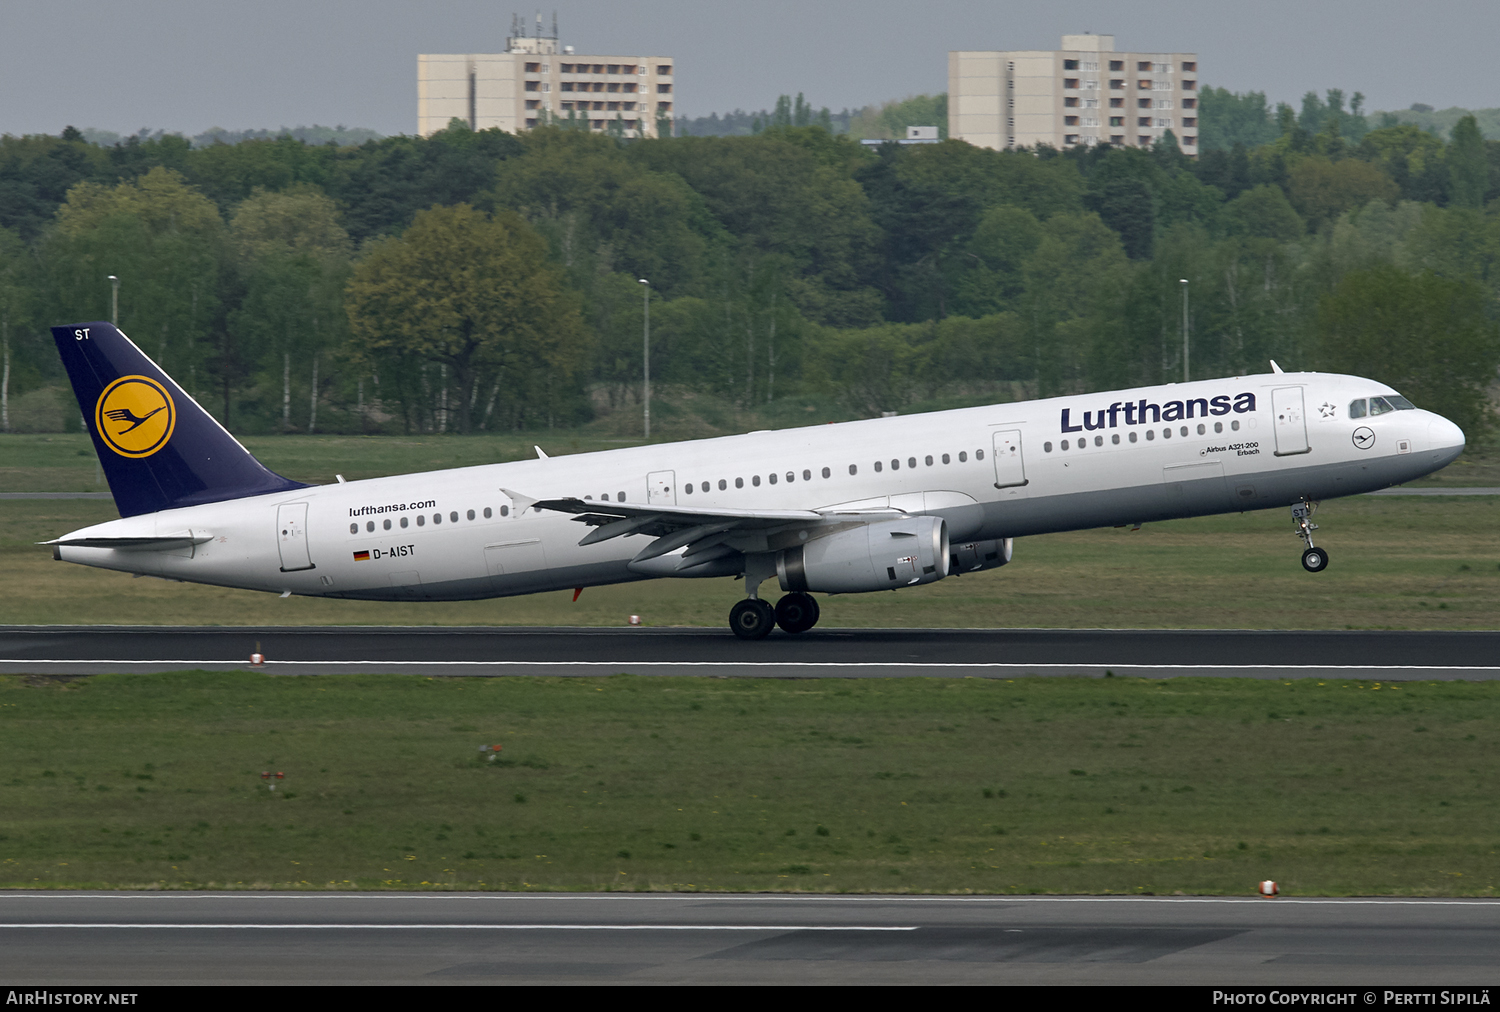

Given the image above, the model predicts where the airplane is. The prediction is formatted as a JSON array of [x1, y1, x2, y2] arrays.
[[45, 321, 1466, 639]]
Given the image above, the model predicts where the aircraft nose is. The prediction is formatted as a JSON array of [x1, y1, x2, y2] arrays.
[[1427, 414, 1465, 466]]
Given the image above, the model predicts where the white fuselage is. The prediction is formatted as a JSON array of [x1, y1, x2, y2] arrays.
[[53, 371, 1465, 601]]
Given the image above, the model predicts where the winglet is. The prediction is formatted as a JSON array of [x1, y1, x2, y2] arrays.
[[1270, 359, 1284, 374], [500, 487, 538, 513], [534, 445, 549, 459]]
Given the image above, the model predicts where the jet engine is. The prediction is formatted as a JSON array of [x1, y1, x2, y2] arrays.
[[950, 537, 1013, 574], [777, 516, 949, 594]]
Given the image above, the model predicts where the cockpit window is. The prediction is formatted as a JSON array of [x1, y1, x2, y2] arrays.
[[1369, 396, 1395, 415], [1387, 394, 1415, 410], [1349, 399, 1367, 419]]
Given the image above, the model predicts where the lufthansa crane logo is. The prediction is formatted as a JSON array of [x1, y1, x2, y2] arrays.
[[94, 375, 175, 458]]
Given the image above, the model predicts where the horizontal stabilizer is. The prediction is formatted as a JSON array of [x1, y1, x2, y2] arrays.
[[44, 533, 213, 552]]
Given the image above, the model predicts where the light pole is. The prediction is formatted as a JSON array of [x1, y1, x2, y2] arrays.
[[639, 278, 650, 440], [1179, 278, 1189, 383], [107, 275, 119, 326]]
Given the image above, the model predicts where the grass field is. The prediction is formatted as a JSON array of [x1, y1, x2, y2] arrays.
[[2, 494, 1496, 628], [2, 671, 1495, 895]]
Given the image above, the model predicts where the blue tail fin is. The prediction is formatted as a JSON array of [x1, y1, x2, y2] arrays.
[[52, 322, 310, 517]]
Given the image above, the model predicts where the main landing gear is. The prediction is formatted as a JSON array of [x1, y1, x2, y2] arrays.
[[729, 593, 821, 639], [1293, 500, 1330, 573]]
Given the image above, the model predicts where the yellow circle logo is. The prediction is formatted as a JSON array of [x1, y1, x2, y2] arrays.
[[95, 375, 175, 458]]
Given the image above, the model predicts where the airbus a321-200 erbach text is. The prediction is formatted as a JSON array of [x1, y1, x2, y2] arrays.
[[46, 322, 1465, 639]]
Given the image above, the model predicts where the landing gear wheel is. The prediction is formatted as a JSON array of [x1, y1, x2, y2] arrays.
[[730, 598, 776, 640], [1301, 546, 1330, 573], [774, 593, 820, 634]]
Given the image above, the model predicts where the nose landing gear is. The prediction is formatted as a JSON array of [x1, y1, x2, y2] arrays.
[[1293, 500, 1330, 572]]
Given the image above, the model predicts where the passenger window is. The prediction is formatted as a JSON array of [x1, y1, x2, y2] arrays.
[[1146, 430, 1155, 441], [349, 523, 358, 534], [821, 467, 831, 479], [1214, 422, 1223, 433], [450, 511, 459, 523], [417, 515, 426, 526], [685, 483, 694, 494], [848, 465, 858, 475], [1094, 436, 1103, 446], [803, 469, 811, 481], [1044, 441, 1053, 452], [702, 482, 710, 492], [1180, 427, 1188, 437], [1369, 396, 1394, 415], [383, 519, 392, 530], [1196, 424, 1205, 435], [976, 449, 984, 460], [483, 508, 492, 519], [1061, 440, 1069, 450], [1111, 434, 1120, 445], [874, 461, 883, 472], [908, 457, 917, 468], [1129, 431, 1138, 443], [719, 479, 727, 490], [617, 492, 626, 501], [769, 473, 778, 484], [467, 509, 475, 520], [1230, 420, 1240, 431], [736, 477, 744, 488], [925, 455, 933, 466], [752, 475, 761, 486], [500, 506, 509, 517], [942, 453, 950, 464], [434, 513, 443, 524], [366, 521, 375, 532], [1162, 428, 1172, 439], [959, 452, 968, 462], [786, 472, 795, 483]]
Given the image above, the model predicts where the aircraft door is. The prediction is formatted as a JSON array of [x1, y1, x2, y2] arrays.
[[647, 470, 676, 505], [276, 502, 315, 572], [1272, 387, 1311, 456], [991, 429, 1029, 495]]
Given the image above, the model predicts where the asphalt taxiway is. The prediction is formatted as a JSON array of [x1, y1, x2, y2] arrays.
[[0, 626, 1496, 679], [2, 893, 1497, 985]]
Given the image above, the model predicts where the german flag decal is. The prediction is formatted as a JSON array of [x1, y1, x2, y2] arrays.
[[353, 550, 370, 561]]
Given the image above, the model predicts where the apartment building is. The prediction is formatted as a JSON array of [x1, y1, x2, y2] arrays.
[[949, 34, 1198, 153], [417, 22, 675, 137]]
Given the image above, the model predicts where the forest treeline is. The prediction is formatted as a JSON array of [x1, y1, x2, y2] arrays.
[[2, 99, 1499, 441]]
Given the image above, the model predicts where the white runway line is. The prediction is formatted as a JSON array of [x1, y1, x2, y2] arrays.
[[4, 660, 1499, 673], [0, 923, 915, 931]]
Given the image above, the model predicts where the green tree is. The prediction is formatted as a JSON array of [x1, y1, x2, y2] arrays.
[[46, 167, 225, 399], [228, 185, 352, 431], [1198, 88, 1279, 151], [1220, 184, 1304, 241], [1286, 157, 1398, 231], [1447, 115, 1487, 209], [1315, 265, 1500, 440], [345, 205, 588, 434], [0, 227, 40, 432]]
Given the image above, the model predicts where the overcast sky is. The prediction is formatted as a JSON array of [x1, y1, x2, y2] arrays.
[[4, 0, 1497, 138]]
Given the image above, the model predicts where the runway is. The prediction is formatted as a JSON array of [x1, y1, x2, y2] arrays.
[[2, 893, 1497, 985], [1, 626, 1497, 679]]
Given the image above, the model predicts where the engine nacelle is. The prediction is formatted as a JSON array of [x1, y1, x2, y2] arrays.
[[950, 537, 1013, 574], [777, 517, 949, 594]]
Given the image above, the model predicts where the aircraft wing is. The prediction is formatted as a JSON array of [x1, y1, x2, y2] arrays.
[[506, 488, 905, 568]]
